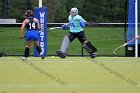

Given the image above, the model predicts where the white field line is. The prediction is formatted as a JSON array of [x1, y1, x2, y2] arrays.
[[0, 84, 139, 88], [0, 65, 136, 68], [0, 66, 137, 70]]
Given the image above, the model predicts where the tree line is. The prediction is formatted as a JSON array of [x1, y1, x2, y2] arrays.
[[0, 0, 127, 23]]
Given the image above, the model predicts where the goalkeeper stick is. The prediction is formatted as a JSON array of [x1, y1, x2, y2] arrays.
[[50, 27, 62, 30], [113, 35, 140, 53]]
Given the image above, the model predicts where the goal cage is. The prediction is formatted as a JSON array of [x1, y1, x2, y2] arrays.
[[0, 0, 132, 57]]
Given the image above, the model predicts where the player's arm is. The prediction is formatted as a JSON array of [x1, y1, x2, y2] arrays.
[[37, 21, 40, 29], [34, 18, 40, 30], [20, 19, 28, 38]]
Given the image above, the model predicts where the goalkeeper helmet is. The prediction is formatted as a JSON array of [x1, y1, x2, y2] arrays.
[[70, 7, 78, 17]]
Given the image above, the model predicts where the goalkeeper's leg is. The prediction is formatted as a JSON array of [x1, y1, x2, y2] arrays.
[[57, 36, 70, 58], [82, 41, 97, 58], [77, 32, 97, 58], [57, 33, 76, 58]]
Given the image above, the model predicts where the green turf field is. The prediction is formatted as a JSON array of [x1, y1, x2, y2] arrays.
[[0, 57, 139, 93], [0, 27, 125, 56]]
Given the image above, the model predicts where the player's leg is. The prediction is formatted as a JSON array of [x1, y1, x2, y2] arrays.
[[33, 31, 45, 59], [57, 33, 76, 58], [22, 31, 31, 60], [77, 31, 97, 58], [34, 41, 45, 59], [22, 41, 31, 60]]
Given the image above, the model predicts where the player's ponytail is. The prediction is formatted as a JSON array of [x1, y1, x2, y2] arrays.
[[25, 10, 34, 18]]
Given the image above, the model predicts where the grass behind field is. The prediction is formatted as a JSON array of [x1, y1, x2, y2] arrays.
[[0, 57, 140, 93], [0, 27, 125, 56]]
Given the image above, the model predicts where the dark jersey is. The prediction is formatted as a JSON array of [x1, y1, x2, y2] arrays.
[[26, 17, 38, 30]]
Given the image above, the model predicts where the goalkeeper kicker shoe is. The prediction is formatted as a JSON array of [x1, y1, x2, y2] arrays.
[[56, 50, 66, 58], [90, 52, 96, 58]]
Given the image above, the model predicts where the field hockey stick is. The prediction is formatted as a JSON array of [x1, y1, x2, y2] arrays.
[[49, 23, 70, 31], [49, 27, 62, 31], [113, 35, 140, 54]]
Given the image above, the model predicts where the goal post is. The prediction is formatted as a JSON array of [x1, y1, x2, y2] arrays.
[[39, 0, 42, 7], [34, 0, 47, 57], [126, 0, 140, 57], [135, 0, 138, 57]]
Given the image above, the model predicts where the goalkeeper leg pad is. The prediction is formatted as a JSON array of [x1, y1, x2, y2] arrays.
[[60, 36, 70, 53], [82, 41, 97, 54]]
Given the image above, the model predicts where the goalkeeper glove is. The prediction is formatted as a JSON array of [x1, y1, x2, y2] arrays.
[[62, 24, 70, 30], [80, 21, 86, 28]]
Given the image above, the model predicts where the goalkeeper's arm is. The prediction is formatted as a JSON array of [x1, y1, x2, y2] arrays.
[[62, 24, 70, 30], [80, 20, 86, 28]]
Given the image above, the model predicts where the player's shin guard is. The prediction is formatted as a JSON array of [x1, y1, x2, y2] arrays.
[[24, 47, 29, 58], [82, 41, 97, 58], [60, 36, 70, 53]]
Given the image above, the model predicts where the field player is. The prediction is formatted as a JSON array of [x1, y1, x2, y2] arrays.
[[57, 7, 97, 58], [20, 10, 45, 60]]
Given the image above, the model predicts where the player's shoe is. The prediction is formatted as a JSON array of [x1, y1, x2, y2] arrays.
[[40, 53, 45, 60], [56, 50, 66, 58], [90, 52, 96, 58], [22, 57, 27, 61]]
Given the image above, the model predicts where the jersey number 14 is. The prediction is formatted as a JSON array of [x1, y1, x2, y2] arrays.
[[29, 22, 36, 29]]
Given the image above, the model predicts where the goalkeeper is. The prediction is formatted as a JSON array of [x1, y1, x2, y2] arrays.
[[57, 7, 97, 58], [20, 10, 45, 60]]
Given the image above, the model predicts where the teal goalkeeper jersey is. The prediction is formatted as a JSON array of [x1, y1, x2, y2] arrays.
[[68, 15, 85, 33]]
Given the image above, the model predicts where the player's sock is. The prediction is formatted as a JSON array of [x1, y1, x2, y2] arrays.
[[36, 46, 45, 59], [36, 46, 42, 54], [60, 36, 70, 53], [24, 47, 29, 58]]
